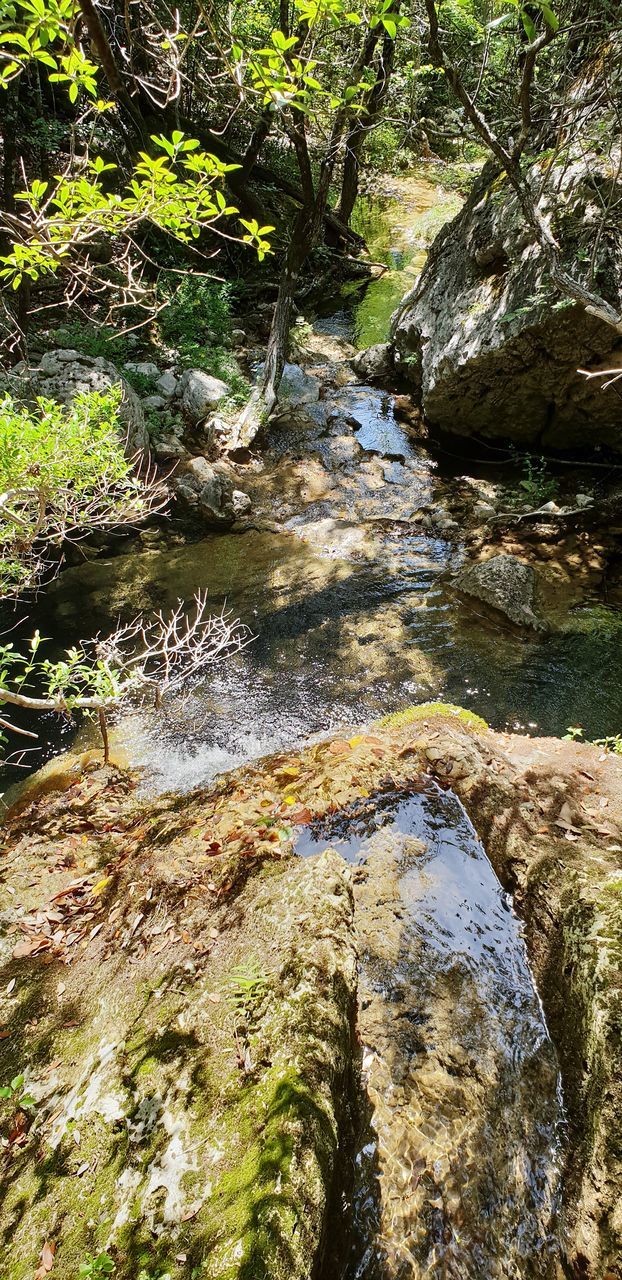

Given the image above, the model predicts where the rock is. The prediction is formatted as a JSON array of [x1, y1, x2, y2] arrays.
[[178, 369, 230, 422], [473, 500, 496, 517], [231, 328, 247, 346], [156, 370, 178, 397], [351, 342, 394, 382], [392, 123, 622, 451], [123, 360, 160, 379], [152, 436, 188, 461], [576, 493, 594, 507], [455, 554, 547, 630], [142, 394, 167, 411], [0, 766, 356, 1280], [232, 488, 252, 517], [172, 456, 248, 525], [28, 349, 148, 455]]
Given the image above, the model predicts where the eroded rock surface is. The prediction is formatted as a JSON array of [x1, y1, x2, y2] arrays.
[[455, 553, 547, 631], [0, 770, 356, 1280], [2, 713, 621, 1279], [391, 124, 622, 450]]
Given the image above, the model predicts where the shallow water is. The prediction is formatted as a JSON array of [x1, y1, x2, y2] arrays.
[[298, 784, 565, 1279], [11, 173, 622, 797]]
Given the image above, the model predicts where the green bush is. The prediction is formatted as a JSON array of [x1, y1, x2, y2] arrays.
[[0, 388, 153, 597], [159, 278, 234, 348], [47, 322, 134, 363]]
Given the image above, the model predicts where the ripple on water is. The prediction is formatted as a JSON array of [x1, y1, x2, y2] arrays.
[[298, 785, 565, 1280]]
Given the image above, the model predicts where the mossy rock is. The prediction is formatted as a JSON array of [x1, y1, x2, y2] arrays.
[[377, 701, 489, 733]]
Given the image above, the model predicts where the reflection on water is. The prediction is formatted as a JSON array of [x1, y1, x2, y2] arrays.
[[299, 786, 565, 1279], [8, 174, 622, 796]]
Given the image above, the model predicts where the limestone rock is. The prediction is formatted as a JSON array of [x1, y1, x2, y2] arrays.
[[178, 369, 230, 422], [156, 370, 178, 397], [351, 342, 394, 382], [29, 349, 148, 455], [0, 768, 356, 1280], [455, 554, 547, 630], [172, 456, 248, 526], [123, 360, 160, 379], [392, 129, 622, 450]]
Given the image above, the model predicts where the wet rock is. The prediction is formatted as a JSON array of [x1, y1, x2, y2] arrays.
[[274, 362, 321, 406], [351, 342, 394, 382], [178, 369, 230, 422], [27, 349, 149, 455], [0, 770, 356, 1280], [455, 553, 547, 630]]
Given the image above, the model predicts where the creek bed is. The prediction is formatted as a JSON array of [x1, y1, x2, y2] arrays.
[[298, 783, 565, 1280]]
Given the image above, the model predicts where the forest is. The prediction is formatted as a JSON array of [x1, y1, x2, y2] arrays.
[[0, 0, 621, 1277]]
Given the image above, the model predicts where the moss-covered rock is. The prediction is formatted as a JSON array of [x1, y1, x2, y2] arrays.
[[1, 714, 621, 1278], [0, 770, 356, 1280]]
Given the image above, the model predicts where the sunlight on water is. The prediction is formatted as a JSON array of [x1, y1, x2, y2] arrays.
[[299, 785, 565, 1280]]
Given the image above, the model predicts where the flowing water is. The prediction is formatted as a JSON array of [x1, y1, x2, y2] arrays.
[[297, 784, 564, 1279], [10, 172, 620, 1277]]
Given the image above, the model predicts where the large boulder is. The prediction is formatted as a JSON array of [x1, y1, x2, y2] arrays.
[[392, 131, 622, 451], [0, 765, 357, 1280], [27, 349, 149, 455], [351, 342, 394, 382], [454, 553, 547, 631], [178, 369, 230, 423]]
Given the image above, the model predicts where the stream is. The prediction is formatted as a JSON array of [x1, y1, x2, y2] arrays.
[[35, 176, 622, 793], [299, 784, 564, 1279], [14, 174, 620, 1277]]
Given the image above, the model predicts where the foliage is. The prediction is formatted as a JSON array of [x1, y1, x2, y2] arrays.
[[78, 1255, 116, 1277], [227, 961, 270, 1019], [159, 278, 235, 348], [564, 727, 622, 756], [506, 449, 559, 509], [0, 1073, 36, 1109], [0, 388, 164, 597]]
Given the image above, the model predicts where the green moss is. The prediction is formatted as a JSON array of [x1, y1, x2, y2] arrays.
[[377, 702, 489, 732], [200, 1065, 333, 1280]]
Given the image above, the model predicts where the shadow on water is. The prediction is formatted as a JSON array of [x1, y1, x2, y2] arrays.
[[298, 784, 566, 1280]]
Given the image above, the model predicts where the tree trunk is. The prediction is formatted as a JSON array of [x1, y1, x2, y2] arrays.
[[338, 23, 397, 226], [262, 208, 312, 409]]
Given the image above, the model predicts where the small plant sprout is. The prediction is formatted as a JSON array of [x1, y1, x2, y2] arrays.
[[0, 1073, 36, 1109], [78, 1254, 116, 1276]]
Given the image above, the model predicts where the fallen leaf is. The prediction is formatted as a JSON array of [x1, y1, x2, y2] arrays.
[[207, 992, 221, 1004], [327, 739, 351, 756], [13, 937, 51, 959], [0, 1030, 11, 1040], [6, 979, 16, 995], [41, 1241, 56, 1272]]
